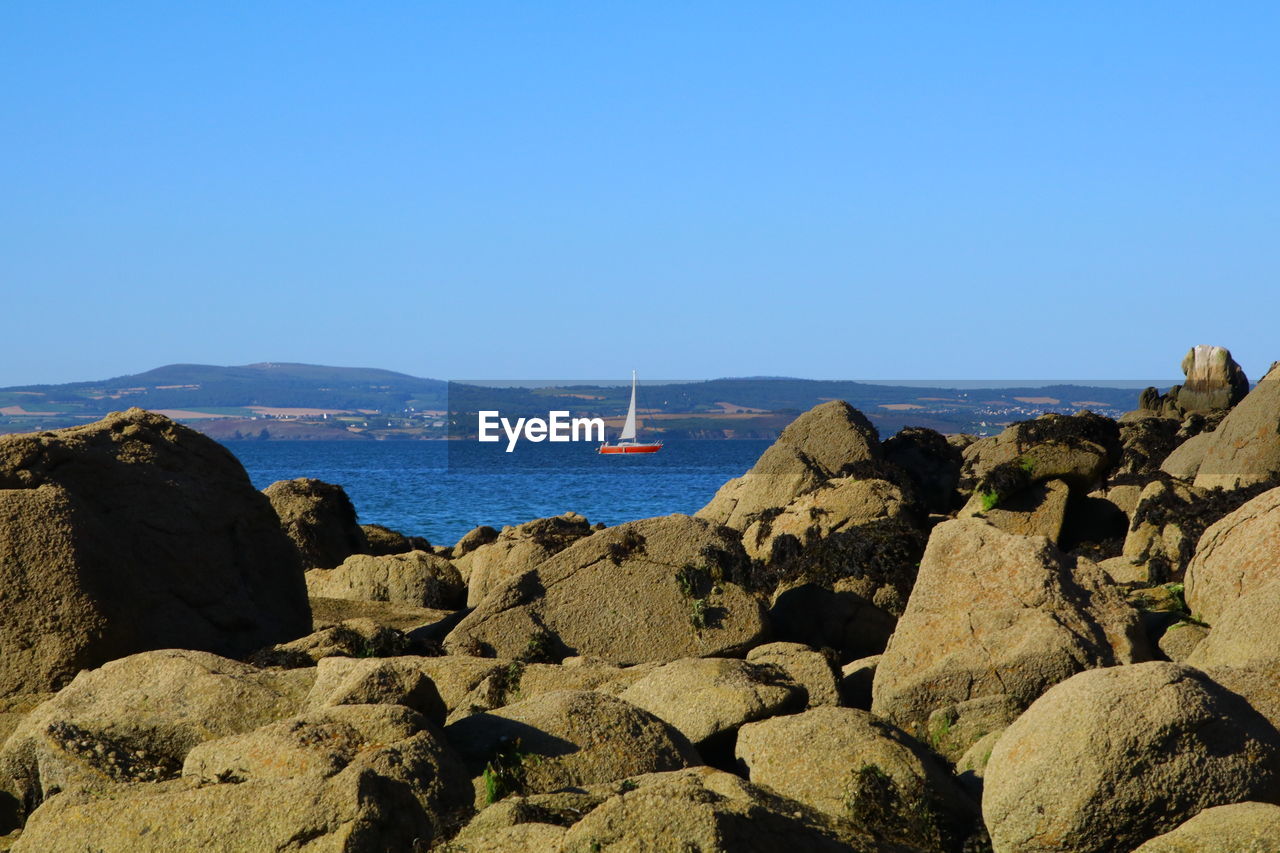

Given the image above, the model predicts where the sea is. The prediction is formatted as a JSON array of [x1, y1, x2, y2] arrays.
[[223, 439, 771, 546]]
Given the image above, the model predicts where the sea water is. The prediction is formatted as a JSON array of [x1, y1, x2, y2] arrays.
[[224, 439, 770, 546]]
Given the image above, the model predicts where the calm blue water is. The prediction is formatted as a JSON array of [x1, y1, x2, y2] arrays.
[[223, 440, 769, 546]]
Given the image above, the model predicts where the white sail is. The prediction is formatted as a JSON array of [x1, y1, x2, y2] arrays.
[[619, 370, 638, 441]]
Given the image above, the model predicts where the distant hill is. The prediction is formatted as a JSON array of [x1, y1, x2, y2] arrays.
[[3, 362, 448, 412], [0, 363, 1154, 439]]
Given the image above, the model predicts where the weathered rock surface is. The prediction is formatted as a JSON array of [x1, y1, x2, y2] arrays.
[[303, 656, 447, 724], [841, 655, 880, 710], [618, 658, 801, 748], [883, 426, 963, 514], [182, 704, 471, 837], [960, 411, 1121, 497], [1185, 486, 1280, 624], [448, 820, 568, 852], [455, 512, 593, 606], [443, 690, 699, 804], [1116, 415, 1183, 477], [262, 477, 367, 569], [0, 650, 310, 821], [1178, 345, 1252, 413], [0, 410, 309, 696], [924, 694, 1021, 764], [698, 401, 881, 529], [1160, 431, 1216, 480], [411, 656, 513, 715], [959, 477, 1070, 544], [443, 514, 768, 664], [559, 767, 887, 853], [440, 658, 658, 725], [15, 711, 467, 853], [1195, 364, 1280, 490], [453, 525, 499, 558], [1186, 580, 1280, 668], [983, 662, 1280, 853], [1203, 663, 1280, 733], [1158, 620, 1209, 662], [871, 519, 1148, 736], [769, 582, 897, 662], [1121, 479, 1208, 583], [360, 522, 429, 556], [308, 596, 451, 633], [256, 616, 414, 665], [955, 730, 1002, 800], [746, 642, 841, 707], [307, 550, 465, 609], [741, 476, 917, 564], [1132, 801, 1280, 852], [736, 706, 976, 850]]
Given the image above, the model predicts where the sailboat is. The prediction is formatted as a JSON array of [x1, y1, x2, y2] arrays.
[[599, 371, 663, 454]]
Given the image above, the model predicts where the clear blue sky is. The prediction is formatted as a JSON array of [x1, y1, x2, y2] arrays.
[[3, 2, 1277, 386]]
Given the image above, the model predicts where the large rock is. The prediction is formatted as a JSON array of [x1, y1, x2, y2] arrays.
[[306, 550, 465, 609], [1185, 486, 1280, 624], [1120, 479, 1209, 584], [959, 477, 1070, 544], [1186, 580, 1280, 668], [360, 523, 429, 556], [618, 658, 801, 748], [14, 705, 468, 853], [1133, 802, 1280, 852], [1116, 415, 1183, 477], [740, 476, 917, 563], [745, 642, 841, 708], [698, 401, 881, 529], [960, 411, 1121, 497], [1160, 431, 1216, 480], [455, 512, 593, 607], [443, 690, 699, 804], [262, 477, 368, 569], [883, 426, 963, 514], [736, 706, 977, 850], [1195, 364, 1280, 489], [308, 596, 451, 633], [1203, 663, 1280, 733], [982, 662, 1280, 853], [1177, 345, 1251, 413], [760, 516, 928, 618], [0, 650, 310, 822], [443, 515, 768, 664], [182, 703, 472, 838], [559, 767, 884, 853], [923, 694, 1022, 764], [871, 519, 1148, 737], [257, 616, 415, 665], [303, 656, 447, 724], [0, 410, 309, 696], [768, 582, 897, 663]]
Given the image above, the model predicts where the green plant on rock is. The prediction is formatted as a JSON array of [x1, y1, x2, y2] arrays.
[[483, 737, 534, 804], [689, 597, 709, 631], [1162, 582, 1188, 613], [977, 456, 1036, 512], [493, 660, 525, 705], [517, 630, 557, 664], [928, 709, 957, 752], [845, 763, 944, 849], [675, 565, 713, 631]]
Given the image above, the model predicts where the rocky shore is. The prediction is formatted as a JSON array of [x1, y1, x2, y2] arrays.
[[1, 347, 1279, 851]]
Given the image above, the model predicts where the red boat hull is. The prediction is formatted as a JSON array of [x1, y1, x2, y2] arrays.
[[599, 443, 662, 454]]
